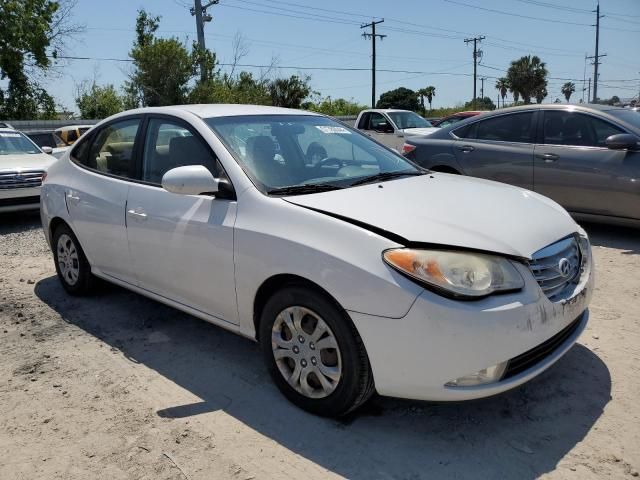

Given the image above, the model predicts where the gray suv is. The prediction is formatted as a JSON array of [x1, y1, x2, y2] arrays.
[[403, 104, 640, 227]]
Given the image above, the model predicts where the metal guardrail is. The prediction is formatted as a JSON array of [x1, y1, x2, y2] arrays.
[[5, 119, 100, 131]]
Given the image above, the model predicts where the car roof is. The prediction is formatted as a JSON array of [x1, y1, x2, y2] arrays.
[[55, 124, 94, 130], [0, 128, 23, 134], [24, 129, 56, 134], [362, 109, 411, 113], [116, 104, 322, 119]]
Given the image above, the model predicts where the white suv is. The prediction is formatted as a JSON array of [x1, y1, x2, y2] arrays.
[[41, 105, 593, 416]]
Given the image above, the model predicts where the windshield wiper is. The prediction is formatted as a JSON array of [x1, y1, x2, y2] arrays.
[[349, 170, 425, 187], [267, 183, 344, 196]]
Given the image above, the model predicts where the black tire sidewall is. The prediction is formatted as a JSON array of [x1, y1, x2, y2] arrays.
[[52, 224, 93, 295], [259, 286, 371, 417]]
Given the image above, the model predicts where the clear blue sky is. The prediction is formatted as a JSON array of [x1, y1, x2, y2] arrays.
[[46, 0, 640, 113]]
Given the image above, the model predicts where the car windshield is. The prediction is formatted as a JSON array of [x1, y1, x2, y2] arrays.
[[609, 109, 640, 130], [386, 111, 433, 129], [0, 132, 40, 155], [206, 115, 422, 194]]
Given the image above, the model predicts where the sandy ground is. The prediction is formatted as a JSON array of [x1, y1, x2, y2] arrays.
[[1, 211, 639, 480]]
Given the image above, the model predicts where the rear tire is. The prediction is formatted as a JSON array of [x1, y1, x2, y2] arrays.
[[259, 286, 374, 417], [52, 224, 95, 296]]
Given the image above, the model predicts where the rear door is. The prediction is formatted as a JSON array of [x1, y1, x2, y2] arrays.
[[125, 116, 238, 324], [66, 117, 142, 285], [534, 109, 640, 219], [451, 111, 536, 190]]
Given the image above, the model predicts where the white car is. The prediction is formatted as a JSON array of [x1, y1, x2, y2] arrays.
[[0, 128, 57, 213], [355, 109, 439, 151], [41, 105, 593, 417]]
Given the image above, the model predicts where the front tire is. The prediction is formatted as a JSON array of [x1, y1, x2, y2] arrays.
[[259, 286, 374, 417], [52, 224, 95, 295]]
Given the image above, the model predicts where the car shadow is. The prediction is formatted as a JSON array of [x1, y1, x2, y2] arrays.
[[0, 211, 41, 234], [34, 276, 611, 480], [581, 221, 640, 255]]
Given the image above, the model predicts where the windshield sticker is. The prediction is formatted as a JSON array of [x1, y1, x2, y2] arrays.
[[315, 126, 351, 134], [0, 133, 21, 138]]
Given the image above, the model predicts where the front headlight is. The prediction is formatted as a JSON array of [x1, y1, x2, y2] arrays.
[[383, 248, 524, 299]]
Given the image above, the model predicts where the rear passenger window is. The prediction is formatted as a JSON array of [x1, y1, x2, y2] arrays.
[[82, 119, 140, 178], [471, 112, 535, 143], [142, 119, 219, 184]]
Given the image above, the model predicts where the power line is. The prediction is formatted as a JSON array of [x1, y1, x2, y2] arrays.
[[444, 0, 640, 32]]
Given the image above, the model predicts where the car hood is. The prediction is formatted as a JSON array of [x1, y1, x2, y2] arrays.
[[0, 153, 56, 171], [401, 127, 440, 136], [284, 174, 577, 259]]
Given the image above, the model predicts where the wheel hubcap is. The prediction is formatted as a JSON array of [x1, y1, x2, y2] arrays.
[[56, 234, 80, 286], [271, 306, 342, 399]]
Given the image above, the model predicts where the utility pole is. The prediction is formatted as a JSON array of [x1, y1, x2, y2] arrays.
[[361, 19, 386, 108], [464, 36, 485, 109], [587, 2, 605, 103], [480, 77, 487, 99], [582, 53, 588, 103], [587, 77, 592, 103], [191, 0, 219, 82]]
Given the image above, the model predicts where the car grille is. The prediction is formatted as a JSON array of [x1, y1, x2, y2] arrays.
[[529, 236, 582, 302], [0, 170, 45, 190], [502, 314, 583, 380]]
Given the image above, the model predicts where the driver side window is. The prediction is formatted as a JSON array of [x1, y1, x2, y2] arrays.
[[142, 118, 221, 184]]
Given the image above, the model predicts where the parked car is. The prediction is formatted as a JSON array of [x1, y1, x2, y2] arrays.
[[0, 122, 14, 129], [355, 109, 439, 151], [55, 124, 93, 146], [24, 129, 70, 159], [403, 104, 640, 227], [432, 110, 484, 128], [0, 127, 57, 213], [41, 105, 593, 416]]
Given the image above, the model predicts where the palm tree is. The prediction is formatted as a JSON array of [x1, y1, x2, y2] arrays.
[[561, 82, 576, 103], [535, 87, 548, 104], [495, 78, 509, 108], [418, 86, 436, 114], [506, 55, 548, 104]]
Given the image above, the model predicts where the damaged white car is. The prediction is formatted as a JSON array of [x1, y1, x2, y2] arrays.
[[40, 105, 593, 416]]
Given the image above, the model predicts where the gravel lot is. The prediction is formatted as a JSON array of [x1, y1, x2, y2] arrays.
[[1, 211, 639, 480]]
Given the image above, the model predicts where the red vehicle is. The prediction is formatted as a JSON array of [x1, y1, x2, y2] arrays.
[[432, 111, 484, 128]]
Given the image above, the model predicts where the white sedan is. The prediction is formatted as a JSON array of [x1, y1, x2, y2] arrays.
[[40, 105, 593, 416], [1, 128, 57, 213]]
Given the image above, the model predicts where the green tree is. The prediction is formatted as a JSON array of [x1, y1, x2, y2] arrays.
[[506, 55, 548, 104], [495, 78, 509, 108], [76, 82, 124, 118], [268, 75, 311, 108], [376, 87, 420, 111], [464, 97, 496, 110], [303, 96, 367, 116], [0, 0, 77, 119], [561, 82, 575, 103], [535, 87, 548, 104], [125, 9, 195, 108], [417, 86, 436, 113]]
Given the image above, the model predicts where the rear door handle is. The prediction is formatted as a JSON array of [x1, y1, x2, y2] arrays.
[[458, 145, 474, 153], [536, 153, 559, 162], [127, 209, 148, 220]]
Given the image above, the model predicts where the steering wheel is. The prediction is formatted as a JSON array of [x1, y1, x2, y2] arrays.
[[315, 157, 346, 169]]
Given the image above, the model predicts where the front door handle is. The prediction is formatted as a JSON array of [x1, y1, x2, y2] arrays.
[[458, 145, 474, 153], [127, 209, 148, 220], [536, 153, 559, 162], [66, 192, 80, 204]]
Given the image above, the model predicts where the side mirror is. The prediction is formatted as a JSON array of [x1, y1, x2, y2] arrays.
[[161, 165, 221, 196], [396, 130, 405, 138], [605, 133, 639, 151], [373, 122, 393, 134], [41, 146, 53, 154]]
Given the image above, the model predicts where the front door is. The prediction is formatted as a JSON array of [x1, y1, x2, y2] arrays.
[[534, 109, 640, 220], [451, 110, 536, 190], [125, 116, 239, 324], [66, 117, 141, 285]]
